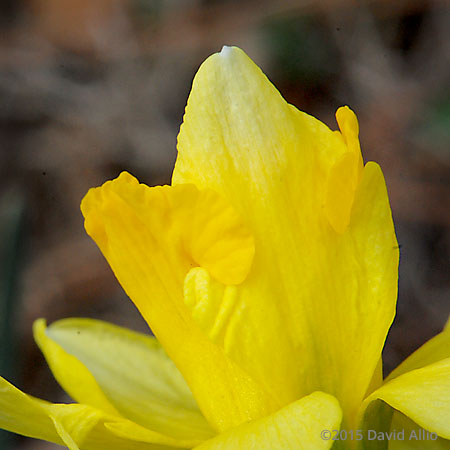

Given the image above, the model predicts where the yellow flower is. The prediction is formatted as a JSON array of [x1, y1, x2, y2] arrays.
[[0, 46, 449, 449]]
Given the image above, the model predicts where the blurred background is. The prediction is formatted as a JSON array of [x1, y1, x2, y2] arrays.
[[0, 0, 449, 448]]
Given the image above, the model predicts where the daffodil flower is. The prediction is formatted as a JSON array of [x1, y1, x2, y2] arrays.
[[0, 46, 448, 450]]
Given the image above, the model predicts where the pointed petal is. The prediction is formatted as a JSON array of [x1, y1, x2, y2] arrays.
[[193, 392, 342, 450], [0, 376, 63, 445], [386, 324, 450, 381], [37, 318, 213, 441], [444, 316, 450, 331], [81, 175, 278, 432], [0, 376, 188, 449], [33, 319, 118, 415], [335, 105, 363, 164], [326, 104, 364, 234], [173, 46, 398, 425], [361, 358, 450, 439]]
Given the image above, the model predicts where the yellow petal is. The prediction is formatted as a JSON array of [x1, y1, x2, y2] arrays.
[[388, 411, 450, 450], [0, 377, 63, 445], [361, 358, 450, 439], [33, 319, 118, 415], [444, 316, 450, 331], [81, 173, 277, 432], [324, 150, 362, 233], [193, 392, 342, 450], [0, 376, 187, 449], [39, 317, 213, 442], [325, 106, 364, 234], [386, 326, 450, 381], [173, 46, 398, 426], [335, 105, 363, 163]]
